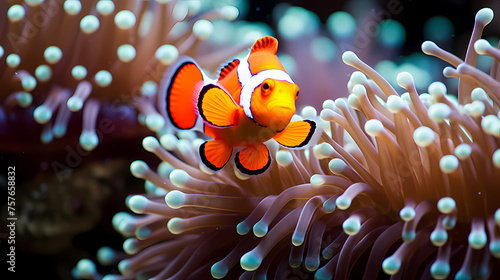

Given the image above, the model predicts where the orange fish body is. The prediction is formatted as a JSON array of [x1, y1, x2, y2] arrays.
[[159, 36, 316, 175]]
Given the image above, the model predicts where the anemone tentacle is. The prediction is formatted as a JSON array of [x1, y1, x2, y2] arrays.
[[75, 7, 500, 280]]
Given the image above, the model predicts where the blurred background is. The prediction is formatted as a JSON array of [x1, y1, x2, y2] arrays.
[[1, 0, 498, 279]]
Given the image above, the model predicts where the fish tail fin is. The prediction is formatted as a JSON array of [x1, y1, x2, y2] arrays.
[[161, 57, 204, 129], [235, 143, 271, 175]]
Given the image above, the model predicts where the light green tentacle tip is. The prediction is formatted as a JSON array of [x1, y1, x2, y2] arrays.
[[382, 256, 401, 275], [8, 5, 25, 22], [211, 261, 229, 279], [16, 92, 32, 108], [165, 190, 186, 209], [80, 15, 100, 34], [240, 250, 262, 271], [64, 0, 82, 15], [80, 131, 99, 151], [76, 259, 96, 278], [96, 0, 115, 15], [94, 70, 112, 87], [44, 46, 63, 64], [430, 260, 450, 279], [35, 65, 52, 82], [494, 149, 500, 169], [439, 155, 459, 174], [114, 10, 136, 29], [437, 197, 456, 214]]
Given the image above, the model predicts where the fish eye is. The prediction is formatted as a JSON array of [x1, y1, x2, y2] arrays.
[[260, 80, 274, 95], [296, 90, 299, 97]]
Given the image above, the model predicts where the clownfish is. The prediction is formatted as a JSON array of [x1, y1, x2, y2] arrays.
[[159, 36, 316, 175]]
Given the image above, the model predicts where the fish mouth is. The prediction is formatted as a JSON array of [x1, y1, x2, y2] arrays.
[[266, 102, 295, 131], [267, 101, 295, 112]]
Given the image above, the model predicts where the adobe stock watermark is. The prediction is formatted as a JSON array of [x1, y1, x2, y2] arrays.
[[6, 166, 17, 273], [50, 84, 147, 182], [46, 25, 175, 183], [8, 0, 66, 53], [50, 117, 115, 182], [338, 0, 404, 52]]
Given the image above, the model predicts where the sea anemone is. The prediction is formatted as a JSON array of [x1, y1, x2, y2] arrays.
[[1, 1, 262, 278], [75, 7, 500, 280], [1, 0, 244, 152]]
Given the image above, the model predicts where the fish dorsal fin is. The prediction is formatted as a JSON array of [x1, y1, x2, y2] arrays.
[[219, 59, 240, 81], [251, 36, 278, 54], [198, 84, 239, 127]]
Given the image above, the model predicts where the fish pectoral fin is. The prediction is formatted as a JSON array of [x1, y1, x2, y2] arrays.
[[273, 120, 316, 148], [235, 143, 271, 175], [198, 84, 239, 127], [199, 140, 233, 171]]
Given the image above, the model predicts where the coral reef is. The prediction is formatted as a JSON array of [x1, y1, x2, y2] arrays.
[[74, 7, 500, 280], [1, 0, 244, 152]]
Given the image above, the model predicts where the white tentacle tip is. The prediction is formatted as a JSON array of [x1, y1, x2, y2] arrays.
[[476, 8, 494, 26], [396, 72, 414, 88], [421, 41, 438, 55], [474, 39, 491, 55], [342, 51, 359, 66]]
